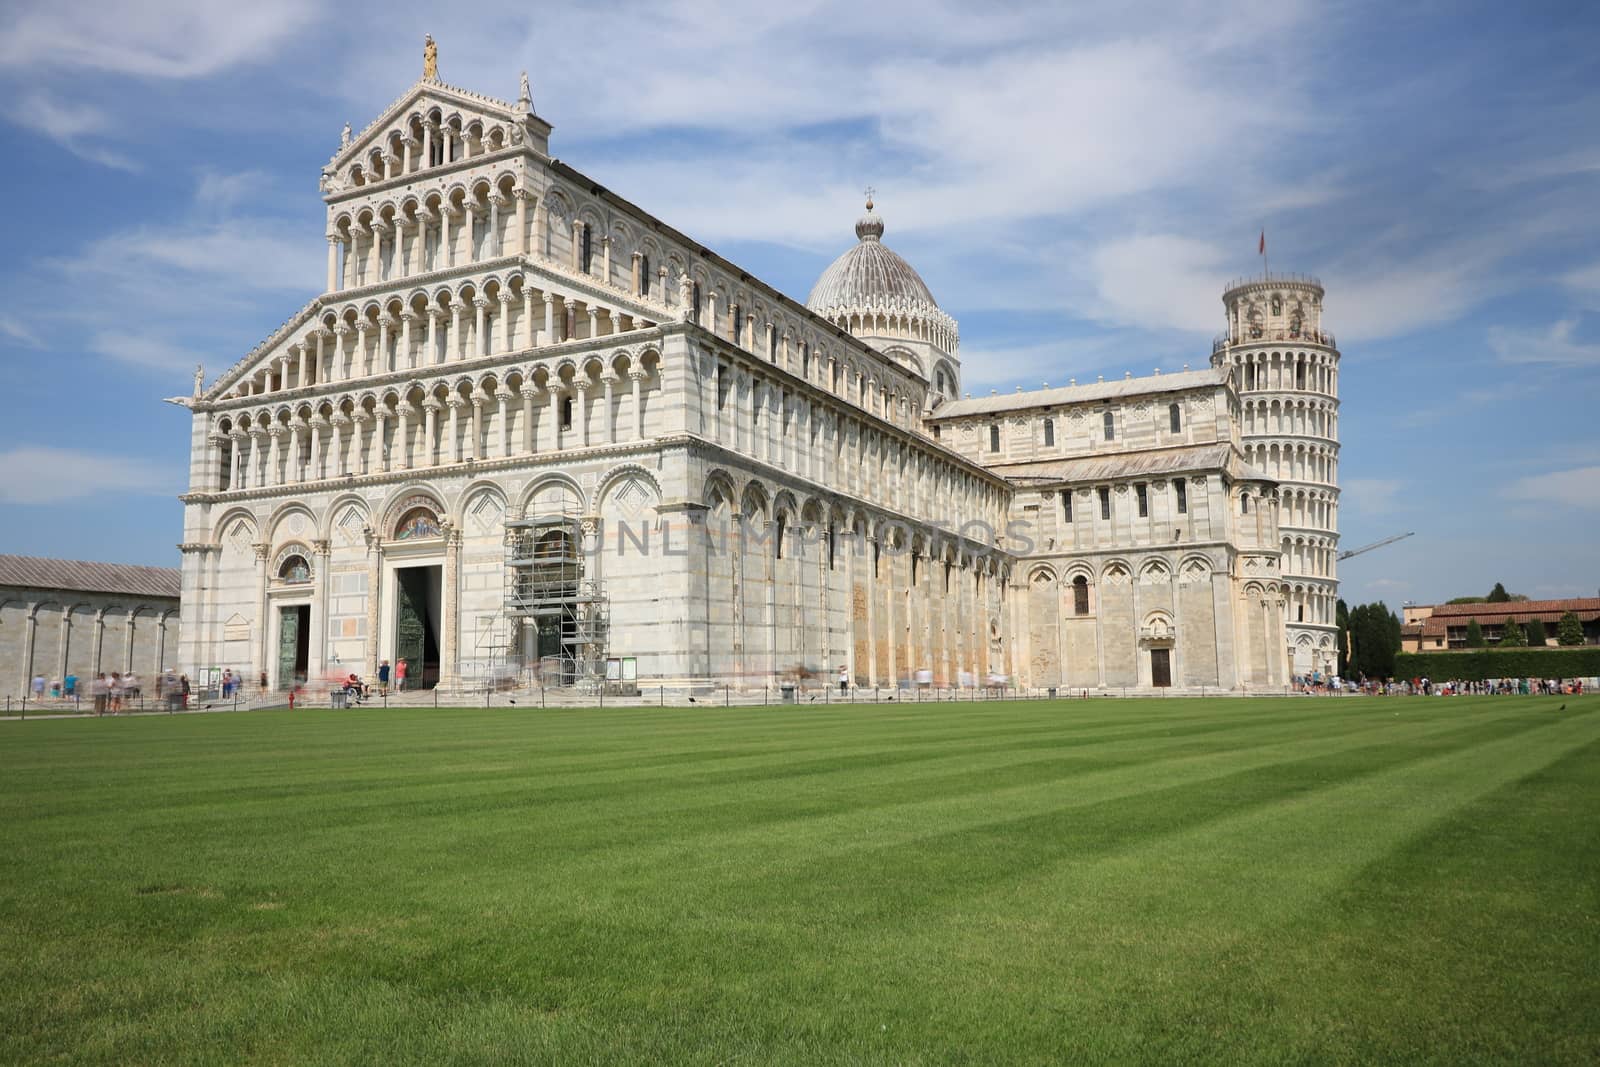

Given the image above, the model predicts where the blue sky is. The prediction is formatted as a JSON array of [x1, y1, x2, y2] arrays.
[[2, 0, 1596, 608]]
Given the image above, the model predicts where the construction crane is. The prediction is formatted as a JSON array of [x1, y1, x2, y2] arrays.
[[1338, 532, 1414, 562]]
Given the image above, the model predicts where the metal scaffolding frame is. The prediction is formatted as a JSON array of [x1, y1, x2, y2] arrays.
[[504, 512, 609, 688]]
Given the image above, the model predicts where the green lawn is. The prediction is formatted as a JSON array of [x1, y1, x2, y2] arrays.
[[3, 696, 1598, 1065]]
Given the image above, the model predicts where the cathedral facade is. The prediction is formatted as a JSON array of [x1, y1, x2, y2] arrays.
[[174, 56, 1339, 695]]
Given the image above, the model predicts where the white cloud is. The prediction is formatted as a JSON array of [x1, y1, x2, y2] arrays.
[[1504, 466, 1600, 509], [1082, 236, 1228, 334], [0, 446, 174, 504], [1341, 478, 1405, 517], [11, 91, 138, 170], [0, 315, 42, 347], [1487, 318, 1600, 367], [0, 0, 317, 78], [1561, 262, 1600, 309], [89, 333, 207, 372]]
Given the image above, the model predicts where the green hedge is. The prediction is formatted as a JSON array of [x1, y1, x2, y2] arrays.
[[1394, 648, 1600, 681]]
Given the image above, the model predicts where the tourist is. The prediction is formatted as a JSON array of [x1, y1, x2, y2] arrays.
[[92, 674, 108, 715], [180, 674, 190, 709], [109, 672, 123, 714], [31, 674, 45, 702], [837, 664, 848, 695], [258, 670, 268, 693], [378, 660, 391, 695], [396, 658, 408, 691], [64, 673, 77, 699]]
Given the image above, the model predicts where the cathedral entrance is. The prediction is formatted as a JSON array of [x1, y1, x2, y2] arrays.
[[276, 605, 309, 690], [1150, 647, 1172, 688], [394, 566, 441, 690]]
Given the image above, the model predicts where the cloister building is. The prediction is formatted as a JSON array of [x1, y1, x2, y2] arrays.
[[172, 49, 1340, 694]]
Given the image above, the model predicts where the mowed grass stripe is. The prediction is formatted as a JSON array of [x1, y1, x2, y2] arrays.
[[1, 696, 1595, 1065]]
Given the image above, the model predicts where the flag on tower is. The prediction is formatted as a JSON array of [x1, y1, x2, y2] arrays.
[[1258, 230, 1266, 256]]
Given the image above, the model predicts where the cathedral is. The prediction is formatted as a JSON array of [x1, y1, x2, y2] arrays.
[[173, 49, 1341, 695]]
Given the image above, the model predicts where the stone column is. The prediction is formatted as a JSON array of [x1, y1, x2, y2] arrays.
[[394, 403, 412, 471], [16, 605, 37, 697], [544, 292, 558, 342], [629, 369, 647, 440], [422, 122, 434, 168], [400, 311, 418, 369], [329, 414, 348, 477], [352, 321, 371, 377], [265, 427, 282, 487], [422, 400, 439, 467], [399, 218, 416, 277], [427, 309, 443, 365], [601, 373, 619, 444], [549, 387, 562, 450], [469, 399, 484, 460], [228, 431, 244, 489], [451, 304, 465, 360], [326, 235, 341, 292], [534, 199, 548, 258], [588, 306, 600, 341], [522, 289, 536, 349], [602, 234, 612, 283], [496, 389, 512, 457], [574, 381, 590, 447], [253, 542, 270, 684], [515, 189, 529, 255], [474, 298, 489, 358], [446, 399, 462, 463], [521, 386, 538, 452], [372, 410, 388, 472], [498, 293, 514, 353], [441, 521, 461, 688], [364, 530, 382, 678], [440, 205, 453, 269], [484, 195, 501, 258]]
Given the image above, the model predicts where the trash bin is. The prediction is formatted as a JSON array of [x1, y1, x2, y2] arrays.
[[780, 684, 797, 704], [330, 688, 347, 709]]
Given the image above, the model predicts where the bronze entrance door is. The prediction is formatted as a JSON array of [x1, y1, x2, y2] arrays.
[[1151, 647, 1172, 688], [394, 566, 441, 689], [277, 605, 309, 690]]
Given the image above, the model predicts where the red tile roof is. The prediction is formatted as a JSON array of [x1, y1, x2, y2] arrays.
[[0, 554, 180, 600], [1418, 598, 1600, 636]]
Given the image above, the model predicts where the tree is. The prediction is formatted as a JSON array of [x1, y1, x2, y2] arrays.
[[1464, 618, 1485, 647], [1497, 616, 1527, 646], [1487, 582, 1512, 603], [1557, 611, 1586, 646], [1347, 601, 1401, 678], [1448, 596, 1487, 605], [1336, 599, 1351, 675], [1525, 618, 1548, 646]]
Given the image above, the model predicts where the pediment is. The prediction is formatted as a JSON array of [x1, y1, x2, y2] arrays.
[[324, 79, 550, 190]]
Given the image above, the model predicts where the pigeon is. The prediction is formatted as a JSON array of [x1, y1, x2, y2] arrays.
[[1559, 703, 1566, 711], [688, 696, 697, 704]]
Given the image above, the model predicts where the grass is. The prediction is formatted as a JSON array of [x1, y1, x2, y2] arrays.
[[2, 695, 1598, 1065]]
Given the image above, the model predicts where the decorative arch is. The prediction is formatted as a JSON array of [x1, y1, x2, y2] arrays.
[[517, 472, 585, 518]]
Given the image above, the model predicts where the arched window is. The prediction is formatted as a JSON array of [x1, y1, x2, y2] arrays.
[[989, 424, 1000, 453], [278, 555, 310, 584], [1073, 575, 1090, 616], [395, 506, 442, 540], [1169, 403, 1181, 433], [1102, 410, 1115, 441], [639, 254, 651, 296], [1043, 417, 1055, 447], [1240, 492, 1251, 515]]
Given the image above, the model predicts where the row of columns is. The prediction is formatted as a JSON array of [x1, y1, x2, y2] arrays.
[[703, 364, 999, 530], [13, 604, 172, 697], [218, 371, 650, 491], [235, 287, 653, 399]]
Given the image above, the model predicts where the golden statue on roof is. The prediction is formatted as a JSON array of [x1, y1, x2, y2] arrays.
[[423, 34, 438, 81]]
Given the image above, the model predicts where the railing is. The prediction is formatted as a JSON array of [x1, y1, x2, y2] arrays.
[[1222, 272, 1323, 292], [1214, 328, 1336, 353]]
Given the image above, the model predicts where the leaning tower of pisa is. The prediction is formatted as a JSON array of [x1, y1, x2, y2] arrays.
[[1212, 274, 1341, 678]]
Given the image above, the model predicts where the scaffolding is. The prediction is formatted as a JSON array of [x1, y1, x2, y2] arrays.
[[504, 513, 609, 689]]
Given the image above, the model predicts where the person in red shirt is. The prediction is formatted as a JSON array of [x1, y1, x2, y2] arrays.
[[396, 658, 408, 691]]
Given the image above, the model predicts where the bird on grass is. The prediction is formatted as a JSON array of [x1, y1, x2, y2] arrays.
[[688, 696, 698, 704], [1559, 703, 1566, 711]]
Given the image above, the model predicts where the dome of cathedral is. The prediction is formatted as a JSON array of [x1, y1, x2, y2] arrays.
[[806, 198, 940, 314]]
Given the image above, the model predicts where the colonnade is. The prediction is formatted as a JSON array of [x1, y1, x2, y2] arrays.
[[214, 359, 655, 493], [6, 601, 175, 698]]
